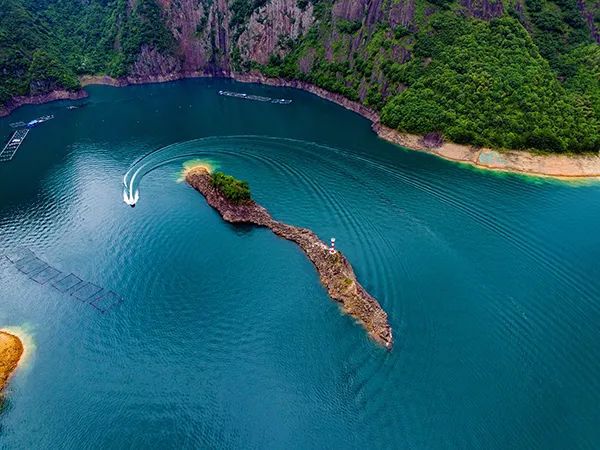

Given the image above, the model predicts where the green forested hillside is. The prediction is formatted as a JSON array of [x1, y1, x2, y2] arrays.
[[0, 0, 598, 152], [379, 16, 599, 152], [0, 0, 112, 101], [262, 0, 600, 152], [0, 0, 171, 101]]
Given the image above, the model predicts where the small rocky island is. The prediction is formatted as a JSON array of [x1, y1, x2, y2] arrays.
[[0, 331, 23, 391], [185, 166, 393, 349]]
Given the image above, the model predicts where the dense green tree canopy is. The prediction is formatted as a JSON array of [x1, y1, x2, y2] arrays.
[[211, 172, 252, 204], [380, 15, 599, 152]]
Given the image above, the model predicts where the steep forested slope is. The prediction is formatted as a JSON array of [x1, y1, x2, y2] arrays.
[[0, 0, 598, 152]]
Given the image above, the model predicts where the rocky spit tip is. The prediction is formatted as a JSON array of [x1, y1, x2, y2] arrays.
[[185, 167, 393, 349]]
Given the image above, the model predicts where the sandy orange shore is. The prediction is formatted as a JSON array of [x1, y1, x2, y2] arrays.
[[0, 331, 23, 391], [6, 72, 600, 179]]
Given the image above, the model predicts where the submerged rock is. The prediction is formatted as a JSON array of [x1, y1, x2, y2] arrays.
[[186, 166, 393, 349]]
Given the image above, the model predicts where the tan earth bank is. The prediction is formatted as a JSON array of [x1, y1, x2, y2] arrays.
[[375, 124, 600, 180], [185, 166, 394, 349], [2, 72, 599, 179], [0, 331, 23, 391]]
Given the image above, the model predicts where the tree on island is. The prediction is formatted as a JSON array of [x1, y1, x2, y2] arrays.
[[210, 172, 252, 204]]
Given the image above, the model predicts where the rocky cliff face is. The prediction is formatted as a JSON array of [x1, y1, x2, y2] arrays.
[[29, 79, 65, 96], [332, 0, 368, 21], [143, 0, 598, 74], [161, 0, 209, 72], [460, 0, 504, 19], [580, 0, 600, 43], [238, 0, 315, 64], [126, 0, 512, 79], [3, 0, 597, 97], [131, 45, 182, 78], [132, 0, 234, 76], [130, 0, 316, 75], [140, 0, 313, 74]]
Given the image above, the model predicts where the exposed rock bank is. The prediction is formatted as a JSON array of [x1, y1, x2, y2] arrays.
[[0, 331, 23, 391], [231, 72, 380, 122], [79, 72, 226, 87], [0, 90, 87, 117], [185, 166, 393, 349]]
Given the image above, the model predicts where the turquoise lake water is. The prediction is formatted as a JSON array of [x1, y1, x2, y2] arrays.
[[1, 78, 599, 448]]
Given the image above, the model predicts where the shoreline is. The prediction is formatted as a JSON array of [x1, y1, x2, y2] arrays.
[[0, 330, 24, 391], [185, 166, 393, 349], [0, 90, 88, 118], [4, 71, 600, 179]]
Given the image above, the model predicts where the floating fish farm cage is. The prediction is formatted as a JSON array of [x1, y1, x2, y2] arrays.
[[218, 90, 292, 104], [1, 247, 124, 313]]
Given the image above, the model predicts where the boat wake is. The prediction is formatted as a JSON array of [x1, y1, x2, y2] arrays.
[[122, 136, 324, 206], [123, 136, 241, 206]]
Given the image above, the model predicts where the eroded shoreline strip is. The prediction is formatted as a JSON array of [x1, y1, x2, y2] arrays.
[[185, 166, 393, 349], [2, 72, 599, 179]]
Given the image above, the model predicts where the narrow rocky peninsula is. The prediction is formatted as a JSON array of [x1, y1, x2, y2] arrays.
[[0, 331, 23, 391], [185, 166, 393, 349]]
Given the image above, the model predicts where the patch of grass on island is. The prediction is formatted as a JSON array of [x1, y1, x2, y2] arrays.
[[211, 171, 252, 204]]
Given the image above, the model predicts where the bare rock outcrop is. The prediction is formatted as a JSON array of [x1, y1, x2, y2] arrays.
[[387, 0, 415, 28], [578, 0, 600, 43], [460, 0, 504, 19], [333, 0, 368, 21], [238, 0, 315, 64], [130, 46, 183, 79]]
